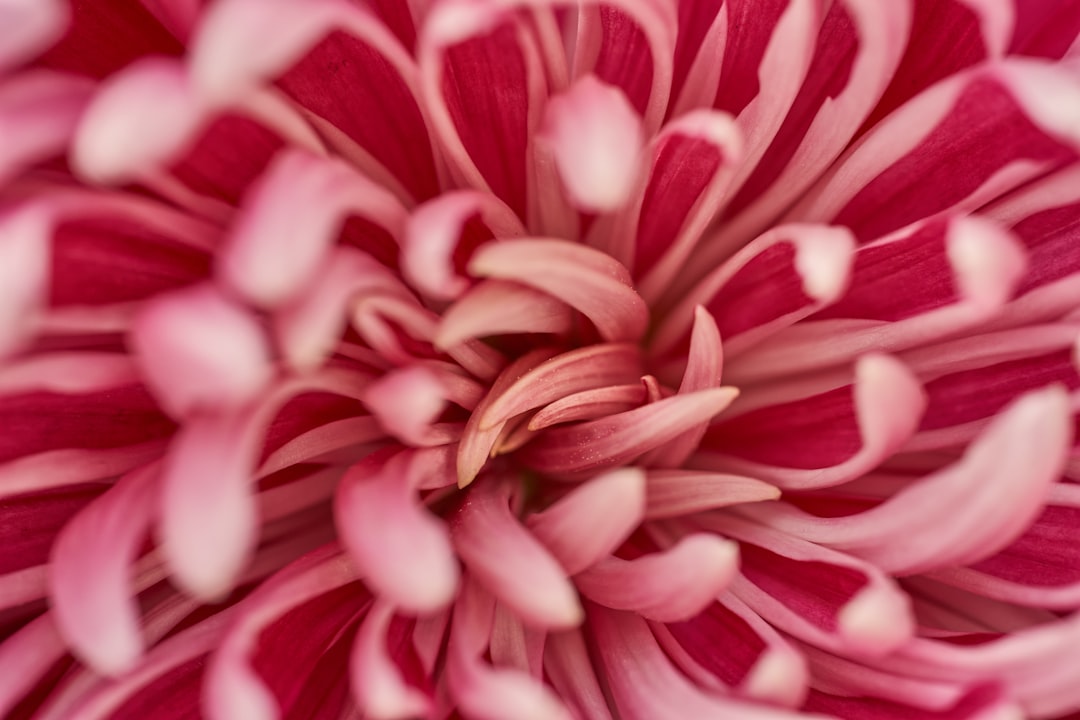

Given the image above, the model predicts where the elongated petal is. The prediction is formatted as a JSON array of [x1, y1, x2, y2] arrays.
[[436, 279, 575, 348], [131, 283, 273, 418], [698, 354, 925, 489], [0, 205, 50, 357], [541, 75, 644, 213], [49, 465, 157, 676], [469, 238, 649, 342], [741, 386, 1072, 574], [336, 453, 459, 613], [522, 387, 739, 476], [645, 470, 780, 519], [703, 515, 915, 656], [0, 0, 67, 71], [0, 71, 94, 184], [576, 534, 739, 622], [451, 480, 583, 629], [526, 468, 645, 574], [479, 342, 643, 430], [219, 149, 406, 308], [351, 603, 431, 719], [159, 410, 261, 600]]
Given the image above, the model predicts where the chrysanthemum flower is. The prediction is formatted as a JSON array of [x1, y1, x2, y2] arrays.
[[4, 0, 1080, 717]]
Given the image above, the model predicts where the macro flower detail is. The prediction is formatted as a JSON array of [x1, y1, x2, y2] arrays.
[[4, 0, 1080, 718]]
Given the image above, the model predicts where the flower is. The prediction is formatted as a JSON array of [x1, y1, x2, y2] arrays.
[[3, 0, 1080, 717]]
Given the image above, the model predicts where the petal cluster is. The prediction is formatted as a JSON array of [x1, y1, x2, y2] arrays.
[[2, 1, 1080, 719]]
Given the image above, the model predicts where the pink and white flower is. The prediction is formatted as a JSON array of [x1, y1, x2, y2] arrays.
[[3, 0, 1080, 717]]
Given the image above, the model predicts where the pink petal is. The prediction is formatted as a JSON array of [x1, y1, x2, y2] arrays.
[[71, 58, 205, 184], [742, 386, 1072, 574], [469, 237, 649, 342], [576, 1, 675, 132], [704, 515, 915, 657], [0, 614, 66, 718], [0, 71, 94, 184], [588, 607, 826, 720], [523, 387, 738, 477], [526, 467, 646, 574], [527, 383, 647, 430], [540, 75, 644, 213], [726, 216, 1027, 384], [794, 60, 1080, 242], [932, 483, 1080, 609], [204, 549, 359, 720], [456, 347, 557, 486], [705, 0, 911, 258], [275, 247, 409, 371], [576, 533, 739, 622], [0, 205, 50, 357], [402, 190, 524, 302], [159, 410, 261, 600], [478, 342, 644, 430], [335, 452, 459, 613], [351, 603, 431, 719], [698, 353, 925, 489], [627, 110, 742, 302], [644, 470, 780, 520], [451, 480, 583, 629], [361, 365, 449, 447], [645, 305, 724, 467], [49, 465, 157, 675], [219, 149, 406, 309], [436, 279, 575, 348], [544, 630, 615, 720], [654, 223, 855, 361], [0, 0, 68, 71], [130, 283, 274, 418], [662, 593, 809, 706], [418, 0, 538, 218]]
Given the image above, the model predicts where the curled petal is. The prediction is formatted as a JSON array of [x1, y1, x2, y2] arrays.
[[540, 75, 644, 213], [451, 480, 583, 629], [0, 0, 68, 71], [528, 383, 646, 430], [0, 205, 50, 357], [159, 410, 261, 600], [219, 149, 407, 309], [362, 365, 448, 447], [351, 603, 431, 719], [653, 223, 855, 360], [436, 279, 575, 348], [275, 247, 409, 371], [49, 465, 157, 676], [131, 283, 274, 419], [576, 534, 739, 622], [479, 342, 644, 430], [698, 353, 925, 490], [522, 387, 739, 476], [469, 238, 649, 342], [704, 514, 916, 657], [71, 58, 204, 184], [403, 190, 524, 301], [336, 453, 459, 613], [728, 216, 1028, 384], [740, 386, 1072, 574], [0, 71, 94, 184], [527, 467, 646, 574]]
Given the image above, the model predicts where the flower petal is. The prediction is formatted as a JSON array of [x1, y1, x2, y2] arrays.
[[469, 237, 649, 342], [522, 387, 739, 477], [49, 465, 157, 676], [526, 467, 646, 574], [451, 480, 583, 629], [575, 534, 739, 622], [335, 452, 460, 613]]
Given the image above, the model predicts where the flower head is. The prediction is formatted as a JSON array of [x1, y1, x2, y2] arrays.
[[3, 0, 1080, 718]]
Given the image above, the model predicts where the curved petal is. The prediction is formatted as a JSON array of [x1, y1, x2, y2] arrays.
[[469, 238, 649, 342], [575, 534, 739, 622]]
